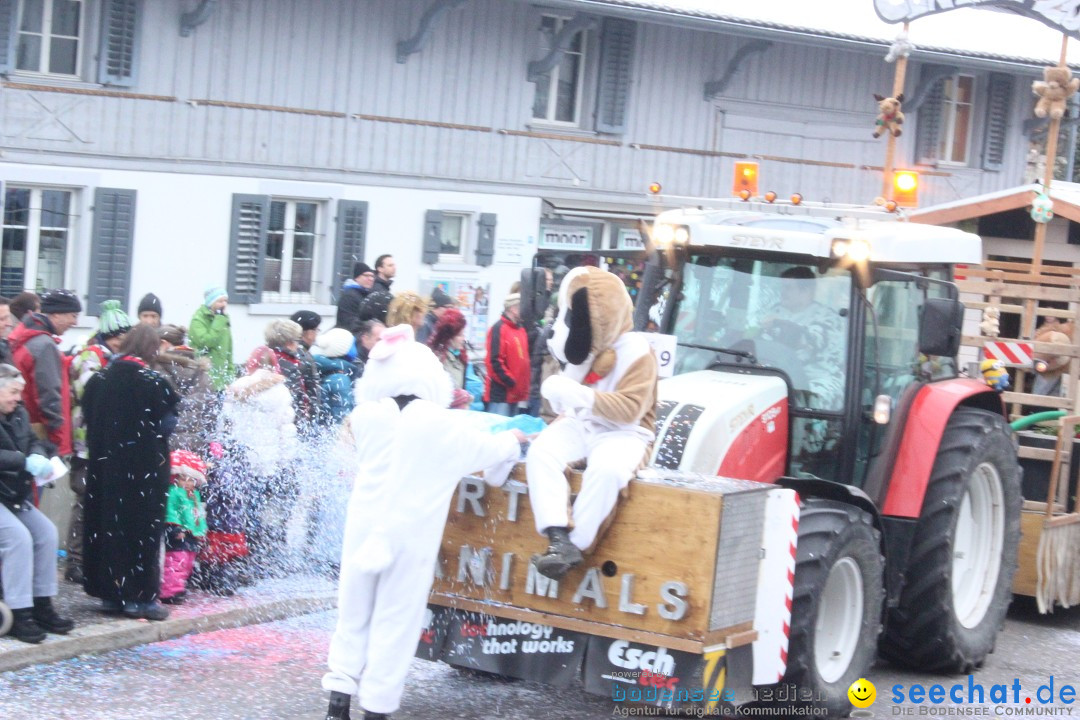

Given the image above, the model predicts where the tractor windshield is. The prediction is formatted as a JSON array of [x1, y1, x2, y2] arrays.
[[667, 255, 852, 411]]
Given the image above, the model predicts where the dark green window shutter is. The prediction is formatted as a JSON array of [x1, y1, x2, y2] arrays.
[[227, 194, 269, 304], [98, 0, 141, 87], [915, 74, 945, 164], [981, 73, 1013, 171], [88, 188, 137, 316], [333, 200, 368, 299], [476, 213, 497, 267], [594, 18, 636, 134], [423, 210, 443, 264], [0, 0, 15, 73]]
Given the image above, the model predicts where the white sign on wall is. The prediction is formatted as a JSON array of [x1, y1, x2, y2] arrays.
[[495, 237, 526, 265], [540, 225, 593, 251], [616, 228, 644, 251]]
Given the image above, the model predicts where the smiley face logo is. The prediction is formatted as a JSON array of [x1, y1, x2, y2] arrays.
[[848, 678, 876, 708]]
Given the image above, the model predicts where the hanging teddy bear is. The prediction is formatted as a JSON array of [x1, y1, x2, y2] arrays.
[[873, 93, 905, 138], [1033, 65, 1079, 120], [526, 266, 658, 580]]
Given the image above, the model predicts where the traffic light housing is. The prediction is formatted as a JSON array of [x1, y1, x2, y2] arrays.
[[733, 162, 759, 198], [893, 170, 919, 207]]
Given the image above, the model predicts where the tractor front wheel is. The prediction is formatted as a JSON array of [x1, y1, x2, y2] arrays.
[[881, 408, 1021, 672], [755, 498, 884, 717]]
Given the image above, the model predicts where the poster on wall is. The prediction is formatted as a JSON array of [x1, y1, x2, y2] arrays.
[[420, 279, 492, 354]]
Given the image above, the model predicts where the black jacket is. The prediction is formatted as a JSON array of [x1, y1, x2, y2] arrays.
[[0, 404, 51, 511], [335, 284, 370, 334], [359, 277, 393, 324]]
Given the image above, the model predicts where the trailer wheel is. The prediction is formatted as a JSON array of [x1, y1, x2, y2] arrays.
[[881, 408, 1021, 673], [753, 499, 883, 718], [0, 601, 12, 637]]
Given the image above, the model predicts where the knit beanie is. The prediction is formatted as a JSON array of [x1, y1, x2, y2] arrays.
[[97, 299, 133, 339], [40, 289, 82, 314], [204, 286, 228, 308], [431, 287, 456, 309], [264, 319, 302, 348], [170, 449, 207, 485], [315, 328, 355, 359], [503, 292, 521, 310], [290, 310, 322, 332], [353, 261, 373, 278], [158, 324, 187, 347], [137, 293, 162, 317]]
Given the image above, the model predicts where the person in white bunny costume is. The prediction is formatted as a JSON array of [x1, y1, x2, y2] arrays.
[[526, 266, 658, 581], [322, 324, 524, 720]]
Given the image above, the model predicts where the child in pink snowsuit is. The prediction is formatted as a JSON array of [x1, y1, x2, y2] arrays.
[[160, 450, 208, 604]]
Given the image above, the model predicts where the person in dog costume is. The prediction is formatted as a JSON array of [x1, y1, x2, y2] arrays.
[[322, 324, 524, 720], [526, 266, 658, 580]]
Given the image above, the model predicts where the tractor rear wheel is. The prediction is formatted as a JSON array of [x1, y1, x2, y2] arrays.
[[881, 408, 1021, 672], [754, 499, 883, 717]]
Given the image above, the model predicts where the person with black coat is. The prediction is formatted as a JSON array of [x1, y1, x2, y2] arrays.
[[358, 254, 396, 324], [335, 263, 374, 333], [82, 325, 180, 621], [0, 363, 73, 643]]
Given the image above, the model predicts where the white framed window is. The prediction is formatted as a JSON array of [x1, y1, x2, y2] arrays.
[[531, 15, 587, 126], [939, 74, 975, 165], [1, 186, 75, 297], [15, 0, 85, 77], [262, 199, 323, 302], [438, 213, 471, 264]]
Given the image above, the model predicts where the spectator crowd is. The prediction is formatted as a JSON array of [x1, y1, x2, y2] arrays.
[[0, 254, 561, 644]]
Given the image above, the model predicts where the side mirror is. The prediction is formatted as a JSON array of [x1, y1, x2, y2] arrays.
[[519, 267, 549, 327], [918, 297, 964, 358]]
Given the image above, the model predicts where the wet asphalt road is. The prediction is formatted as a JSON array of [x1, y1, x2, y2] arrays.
[[2, 597, 1080, 720]]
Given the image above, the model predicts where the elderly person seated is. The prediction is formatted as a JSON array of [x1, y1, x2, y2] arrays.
[[0, 363, 73, 643]]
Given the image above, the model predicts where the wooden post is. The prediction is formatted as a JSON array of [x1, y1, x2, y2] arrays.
[[1024, 35, 1071, 345], [1018, 35, 1070, 408], [882, 23, 910, 199]]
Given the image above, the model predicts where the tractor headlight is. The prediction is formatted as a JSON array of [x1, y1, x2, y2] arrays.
[[832, 238, 870, 262], [654, 224, 690, 247]]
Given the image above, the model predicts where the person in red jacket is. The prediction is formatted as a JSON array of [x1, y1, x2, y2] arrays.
[[8, 289, 81, 458], [484, 292, 530, 416]]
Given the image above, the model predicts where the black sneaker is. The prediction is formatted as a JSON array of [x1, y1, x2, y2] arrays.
[[32, 597, 74, 634], [122, 602, 170, 621], [324, 691, 351, 720], [10, 608, 46, 644], [534, 527, 583, 580]]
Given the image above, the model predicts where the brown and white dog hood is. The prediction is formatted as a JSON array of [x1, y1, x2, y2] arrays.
[[546, 266, 657, 439]]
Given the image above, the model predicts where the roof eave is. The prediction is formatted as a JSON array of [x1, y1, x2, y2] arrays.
[[532, 0, 1078, 72]]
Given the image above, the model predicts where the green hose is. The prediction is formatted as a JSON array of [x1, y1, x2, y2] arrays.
[[1010, 410, 1066, 431]]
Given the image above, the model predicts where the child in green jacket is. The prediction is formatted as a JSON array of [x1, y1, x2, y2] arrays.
[[160, 450, 208, 604]]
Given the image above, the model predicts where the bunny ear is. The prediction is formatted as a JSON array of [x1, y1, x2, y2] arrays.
[[370, 324, 415, 360]]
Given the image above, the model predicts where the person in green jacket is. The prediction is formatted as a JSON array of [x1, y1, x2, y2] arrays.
[[160, 450, 209, 604], [189, 287, 234, 392]]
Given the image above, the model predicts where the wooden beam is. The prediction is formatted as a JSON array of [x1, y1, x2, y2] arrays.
[[909, 191, 1033, 225], [428, 594, 707, 653], [956, 280, 1080, 303]]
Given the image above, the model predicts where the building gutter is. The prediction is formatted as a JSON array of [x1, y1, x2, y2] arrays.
[[528, 0, 1074, 73]]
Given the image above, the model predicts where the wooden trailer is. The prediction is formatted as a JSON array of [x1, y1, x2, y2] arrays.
[[951, 260, 1080, 611], [419, 464, 799, 710]]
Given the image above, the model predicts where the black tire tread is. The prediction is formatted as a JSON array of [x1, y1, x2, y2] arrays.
[[880, 408, 1021, 673], [770, 499, 884, 717]]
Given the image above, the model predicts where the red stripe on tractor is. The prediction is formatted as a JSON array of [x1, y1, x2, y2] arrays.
[[785, 595, 792, 612], [999, 345, 1022, 364]]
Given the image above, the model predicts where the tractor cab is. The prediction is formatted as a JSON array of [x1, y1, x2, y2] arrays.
[[637, 201, 982, 493]]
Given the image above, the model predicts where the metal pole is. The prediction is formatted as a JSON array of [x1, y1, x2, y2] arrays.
[[882, 22, 910, 200]]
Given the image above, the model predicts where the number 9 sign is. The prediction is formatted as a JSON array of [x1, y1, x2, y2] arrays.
[[641, 333, 677, 378]]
